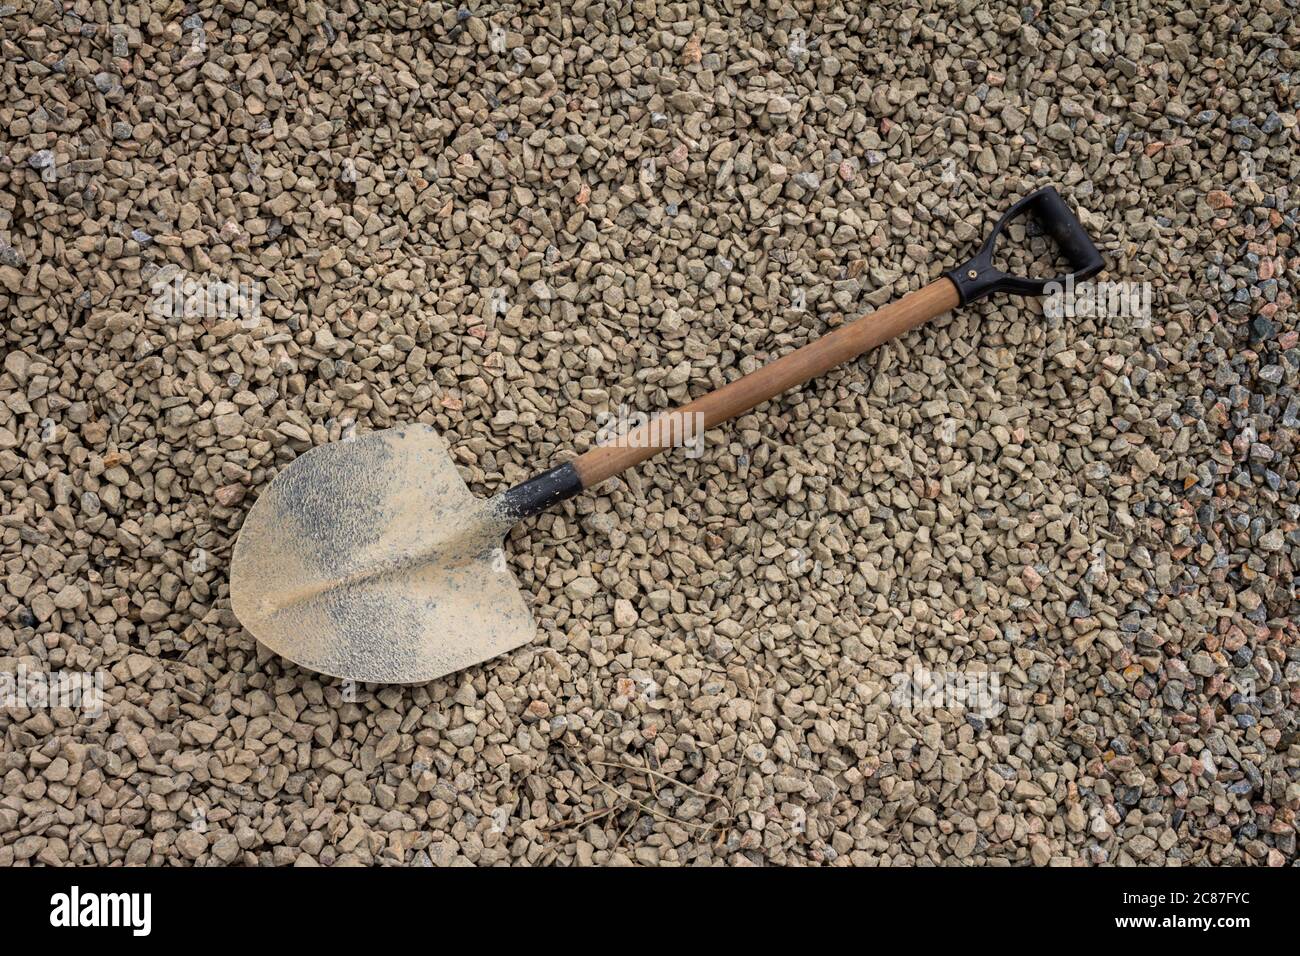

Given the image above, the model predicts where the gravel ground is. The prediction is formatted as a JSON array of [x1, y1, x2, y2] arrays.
[[1, 1, 1298, 866]]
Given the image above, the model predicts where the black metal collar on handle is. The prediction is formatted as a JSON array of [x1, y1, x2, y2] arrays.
[[944, 186, 1105, 305], [497, 462, 583, 523]]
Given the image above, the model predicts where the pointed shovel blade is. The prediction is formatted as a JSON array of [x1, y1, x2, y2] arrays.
[[230, 424, 535, 684]]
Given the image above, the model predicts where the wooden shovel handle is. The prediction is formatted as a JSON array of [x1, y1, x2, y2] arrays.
[[573, 277, 960, 488]]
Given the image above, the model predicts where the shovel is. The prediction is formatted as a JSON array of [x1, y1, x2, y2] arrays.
[[230, 186, 1103, 684]]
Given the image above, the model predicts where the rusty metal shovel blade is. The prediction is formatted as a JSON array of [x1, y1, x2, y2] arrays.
[[230, 425, 534, 684]]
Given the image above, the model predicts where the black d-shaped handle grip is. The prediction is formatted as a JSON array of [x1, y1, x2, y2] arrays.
[[944, 186, 1105, 305]]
